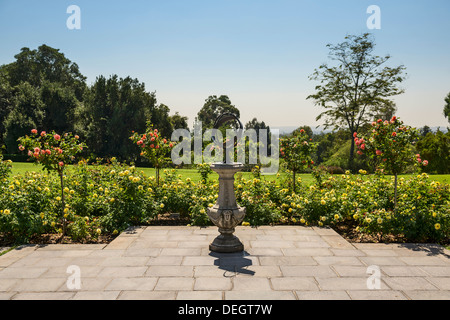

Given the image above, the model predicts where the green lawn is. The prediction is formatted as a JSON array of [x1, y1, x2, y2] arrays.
[[8, 162, 449, 185]]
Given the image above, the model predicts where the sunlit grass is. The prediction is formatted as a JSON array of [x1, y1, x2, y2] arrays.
[[9, 162, 449, 185]]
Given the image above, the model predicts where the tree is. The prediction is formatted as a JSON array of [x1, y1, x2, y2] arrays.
[[444, 92, 450, 124], [78, 75, 156, 160], [3, 82, 45, 152], [280, 129, 317, 193], [197, 95, 240, 129], [416, 130, 450, 174], [18, 129, 86, 241], [355, 117, 427, 212], [307, 33, 407, 171]]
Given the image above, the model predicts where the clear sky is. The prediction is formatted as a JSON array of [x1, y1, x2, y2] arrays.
[[0, 0, 449, 129]]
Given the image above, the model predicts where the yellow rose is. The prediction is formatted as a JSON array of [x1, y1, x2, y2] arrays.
[[435, 223, 441, 230]]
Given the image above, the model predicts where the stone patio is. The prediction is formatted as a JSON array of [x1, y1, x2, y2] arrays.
[[0, 226, 449, 300]]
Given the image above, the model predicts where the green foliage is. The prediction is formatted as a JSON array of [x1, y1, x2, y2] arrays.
[[416, 130, 450, 174], [444, 92, 450, 124], [197, 95, 240, 129]]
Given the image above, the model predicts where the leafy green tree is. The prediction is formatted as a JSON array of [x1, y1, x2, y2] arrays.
[[416, 130, 450, 174], [1, 45, 86, 100], [197, 95, 240, 129], [3, 82, 45, 152], [280, 129, 317, 193], [79, 75, 156, 160], [355, 117, 427, 212], [307, 33, 407, 171], [444, 92, 450, 124]]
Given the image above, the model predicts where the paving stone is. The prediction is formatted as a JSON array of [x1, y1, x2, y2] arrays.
[[316, 277, 389, 290], [398, 256, 448, 266], [403, 290, 450, 300], [282, 248, 332, 256], [154, 277, 195, 291], [361, 249, 399, 257], [182, 256, 216, 266], [314, 256, 363, 266], [177, 291, 223, 300], [72, 291, 120, 300], [70, 277, 112, 291], [293, 241, 331, 248], [312, 227, 339, 236], [194, 266, 235, 278], [426, 277, 450, 290], [123, 248, 161, 257], [99, 256, 149, 267], [359, 256, 406, 266], [146, 265, 194, 277], [97, 266, 148, 278], [236, 266, 282, 277], [225, 290, 296, 300], [10, 278, 67, 292], [332, 266, 371, 277], [160, 248, 202, 256], [347, 290, 408, 300], [321, 235, 354, 249], [259, 256, 317, 266], [419, 266, 450, 277], [104, 277, 158, 291], [250, 241, 296, 248], [194, 277, 232, 291], [147, 256, 183, 266], [296, 291, 351, 300], [118, 290, 176, 300], [281, 265, 337, 278], [271, 277, 319, 291], [103, 237, 137, 250], [331, 249, 365, 257], [232, 277, 272, 291], [0, 267, 48, 279], [380, 266, 429, 277], [0, 292, 16, 300], [0, 279, 18, 291], [12, 292, 75, 300], [246, 248, 284, 256], [382, 277, 439, 290]]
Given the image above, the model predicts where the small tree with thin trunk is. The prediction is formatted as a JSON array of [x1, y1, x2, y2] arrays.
[[130, 121, 175, 186], [354, 116, 428, 212], [307, 33, 406, 171], [18, 129, 86, 241], [280, 129, 316, 193]]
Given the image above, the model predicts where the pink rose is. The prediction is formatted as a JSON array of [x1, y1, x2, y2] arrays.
[[423, 160, 428, 166], [353, 132, 358, 138], [31, 129, 38, 134], [59, 161, 64, 167], [150, 144, 154, 148], [41, 131, 46, 137], [74, 135, 79, 139], [137, 140, 143, 145], [357, 150, 363, 155], [360, 144, 365, 150], [45, 149, 51, 155], [19, 145, 25, 151], [34, 147, 40, 153], [376, 150, 382, 156], [54, 134, 61, 141]]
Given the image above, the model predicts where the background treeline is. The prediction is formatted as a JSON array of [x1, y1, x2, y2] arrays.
[[0, 44, 449, 173]]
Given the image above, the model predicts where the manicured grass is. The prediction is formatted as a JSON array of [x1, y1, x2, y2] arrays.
[[9, 162, 449, 185]]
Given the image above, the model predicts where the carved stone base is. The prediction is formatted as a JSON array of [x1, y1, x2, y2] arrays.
[[209, 234, 244, 253]]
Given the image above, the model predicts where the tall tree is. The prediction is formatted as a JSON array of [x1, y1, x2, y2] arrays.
[[444, 92, 450, 124], [307, 33, 406, 170], [197, 95, 240, 129], [79, 75, 156, 160]]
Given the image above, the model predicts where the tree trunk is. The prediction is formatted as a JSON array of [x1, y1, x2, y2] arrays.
[[156, 167, 160, 186], [293, 170, 296, 193], [59, 170, 66, 243], [394, 173, 398, 214]]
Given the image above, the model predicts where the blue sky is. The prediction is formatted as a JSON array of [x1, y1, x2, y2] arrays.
[[1, 0, 449, 129]]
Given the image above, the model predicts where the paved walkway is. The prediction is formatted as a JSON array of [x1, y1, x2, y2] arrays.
[[0, 226, 449, 300]]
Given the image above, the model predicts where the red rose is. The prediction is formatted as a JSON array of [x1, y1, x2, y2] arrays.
[[54, 134, 61, 141], [392, 132, 397, 137], [31, 129, 38, 134], [376, 150, 382, 156], [59, 161, 64, 167], [41, 131, 46, 137]]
